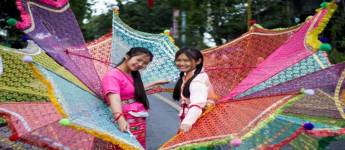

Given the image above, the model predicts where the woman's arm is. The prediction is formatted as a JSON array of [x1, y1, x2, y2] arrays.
[[108, 93, 129, 132], [180, 81, 208, 132], [144, 79, 170, 89]]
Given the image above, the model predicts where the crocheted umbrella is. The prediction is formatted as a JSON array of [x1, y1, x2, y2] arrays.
[[14, 0, 179, 97], [0, 45, 135, 149], [161, 1, 345, 149], [1, 0, 178, 149], [82, 7, 179, 84], [0, 125, 42, 150], [15, 0, 103, 96], [226, 87, 345, 150], [0, 33, 164, 150], [203, 23, 302, 97], [3, 0, 344, 149], [0, 102, 121, 150], [0, 43, 90, 103], [110, 7, 179, 84]]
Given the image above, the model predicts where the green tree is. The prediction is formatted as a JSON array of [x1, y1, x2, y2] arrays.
[[206, 0, 247, 45], [70, 0, 93, 39], [83, 11, 113, 41], [118, 0, 174, 33], [82, 0, 175, 41], [0, 0, 25, 48], [327, 1, 345, 63]]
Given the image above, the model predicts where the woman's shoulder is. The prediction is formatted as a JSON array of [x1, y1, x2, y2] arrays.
[[103, 68, 123, 79], [193, 72, 210, 82]]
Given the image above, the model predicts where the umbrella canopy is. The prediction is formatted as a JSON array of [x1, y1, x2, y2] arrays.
[[14, 0, 179, 97], [0, 44, 48, 102], [203, 24, 302, 97], [240, 89, 345, 150], [15, 0, 102, 96], [0, 45, 125, 149], [0, 43, 91, 103], [161, 87, 345, 149], [1, 125, 42, 150], [110, 8, 179, 84], [32, 62, 143, 149], [160, 1, 345, 149], [8, 0, 181, 149], [160, 94, 298, 149], [4, 0, 343, 149], [221, 5, 333, 101], [0, 102, 120, 149]]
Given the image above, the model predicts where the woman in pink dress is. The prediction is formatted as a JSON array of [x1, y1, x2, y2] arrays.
[[102, 47, 167, 148], [173, 47, 219, 132]]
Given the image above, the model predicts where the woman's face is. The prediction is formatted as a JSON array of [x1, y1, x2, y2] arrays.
[[175, 53, 198, 73], [125, 54, 151, 71]]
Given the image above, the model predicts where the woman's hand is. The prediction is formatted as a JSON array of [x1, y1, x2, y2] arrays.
[[117, 117, 129, 132], [180, 123, 192, 132], [154, 79, 170, 85], [144, 79, 170, 89]]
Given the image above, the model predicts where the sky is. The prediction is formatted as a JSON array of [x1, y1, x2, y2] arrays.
[[90, 0, 136, 16], [90, 0, 117, 16]]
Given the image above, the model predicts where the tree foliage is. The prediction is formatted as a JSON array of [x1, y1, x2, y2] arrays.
[[70, 0, 93, 39], [83, 11, 113, 41], [0, 0, 25, 48], [327, 1, 345, 63]]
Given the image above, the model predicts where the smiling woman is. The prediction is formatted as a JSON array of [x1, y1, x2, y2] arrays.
[[102, 47, 170, 149], [173, 47, 219, 132]]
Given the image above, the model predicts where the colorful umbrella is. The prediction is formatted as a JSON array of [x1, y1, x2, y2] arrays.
[[0, 45, 125, 149], [2, 0, 180, 149], [160, 1, 345, 149], [0, 102, 121, 149]]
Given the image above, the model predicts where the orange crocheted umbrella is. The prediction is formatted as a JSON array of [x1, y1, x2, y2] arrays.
[[161, 1, 345, 149]]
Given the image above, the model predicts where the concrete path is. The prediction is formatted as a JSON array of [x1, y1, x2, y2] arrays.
[[146, 94, 179, 150]]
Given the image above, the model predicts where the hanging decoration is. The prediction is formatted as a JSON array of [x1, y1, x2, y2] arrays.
[[148, 0, 154, 8]]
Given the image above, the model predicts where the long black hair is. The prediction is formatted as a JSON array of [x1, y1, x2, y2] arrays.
[[118, 47, 153, 109], [173, 47, 204, 101]]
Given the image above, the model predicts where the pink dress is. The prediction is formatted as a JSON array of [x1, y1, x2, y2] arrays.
[[102, 68, 147, 149]]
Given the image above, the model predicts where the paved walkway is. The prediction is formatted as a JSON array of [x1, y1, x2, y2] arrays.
[[146, 94, 179, 150]]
